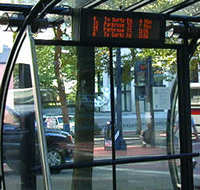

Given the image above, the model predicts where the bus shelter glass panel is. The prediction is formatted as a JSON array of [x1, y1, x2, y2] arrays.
[[190, 83, 200, 190], [116, 161, 174, 190], [164, 60, 200, 189], [1, 23, 198, 190], [112, 47, 180, 190], [3, 55, 45, 189], [36, 45, 113, 189], [112, 48, 176, 157], [2, 29, 114, 189], [168, 82, 200, 189]]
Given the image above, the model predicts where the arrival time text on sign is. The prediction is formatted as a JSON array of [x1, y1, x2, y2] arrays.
[[78, 9, 165, 45]]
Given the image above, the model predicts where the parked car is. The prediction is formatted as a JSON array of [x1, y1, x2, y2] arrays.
[[3, 107, 74, 173]]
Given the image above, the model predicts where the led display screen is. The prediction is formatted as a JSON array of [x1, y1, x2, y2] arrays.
[[75, 9, 165, 46]]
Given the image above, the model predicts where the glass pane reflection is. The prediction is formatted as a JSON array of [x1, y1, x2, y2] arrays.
[[117, 161, 174, 190]]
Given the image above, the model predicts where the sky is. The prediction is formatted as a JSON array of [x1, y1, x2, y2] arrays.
[[0, 31, 13, 52], [0, 27, 55, 53]]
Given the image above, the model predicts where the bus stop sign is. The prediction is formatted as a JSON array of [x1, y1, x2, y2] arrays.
[[73, 9, 165, 46]]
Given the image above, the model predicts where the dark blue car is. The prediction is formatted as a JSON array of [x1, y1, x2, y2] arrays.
[[3, 107, 74, 173]]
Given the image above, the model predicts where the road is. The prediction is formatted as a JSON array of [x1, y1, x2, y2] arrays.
[[3, 136, 200, 190], [4, 160, 174, 190], [3, 142, 175, 190], [48, 162, 174, 190]]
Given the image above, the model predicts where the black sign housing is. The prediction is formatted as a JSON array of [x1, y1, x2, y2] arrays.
[[73, 9, 166, 46]]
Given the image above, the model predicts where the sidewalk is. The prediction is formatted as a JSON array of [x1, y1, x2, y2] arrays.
[[94, 145, 166, 157]]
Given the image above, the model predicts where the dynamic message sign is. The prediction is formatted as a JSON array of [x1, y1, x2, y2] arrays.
[[73, 9, 165, 46]]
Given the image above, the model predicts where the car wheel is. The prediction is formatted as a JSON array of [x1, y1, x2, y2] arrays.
[[47, 148, 62, 167]]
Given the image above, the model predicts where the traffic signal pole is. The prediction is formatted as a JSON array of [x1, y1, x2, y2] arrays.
[[134, 58, 155, 146]]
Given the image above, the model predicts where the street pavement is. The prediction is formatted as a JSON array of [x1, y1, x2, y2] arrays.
[[94, 145, 166, 158], [4, 141, 200, 190]]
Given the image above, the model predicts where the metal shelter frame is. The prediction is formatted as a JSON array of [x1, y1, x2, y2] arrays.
[[0, 0, 200, 190]]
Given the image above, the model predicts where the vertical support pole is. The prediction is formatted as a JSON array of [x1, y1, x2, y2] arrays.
[[116, 48, 122, 143], [116, 48, 126, 150], [109, 47, 116, 190], [18, 64, 36, 190], [198, 63, 200, 83], [18, 64, 32, 88], [177, 42, 194, 189], [20, 112, 36, 190]]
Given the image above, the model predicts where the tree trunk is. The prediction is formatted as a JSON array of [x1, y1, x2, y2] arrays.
[[54, 27, 70, 131], [135, 96, 142, 134], [131, 49, 142, 135]]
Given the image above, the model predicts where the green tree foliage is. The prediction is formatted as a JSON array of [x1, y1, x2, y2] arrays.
[[137, 48, 177, 81], [36, 46, 55, 89], [36, 44, 77, 102], [95, 47, 109, 74]]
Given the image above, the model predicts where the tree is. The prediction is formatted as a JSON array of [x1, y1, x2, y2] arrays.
[[36, 45, 77, 99], [95, 47, 110, 96], [36, 26, 77, 131], [52, 26, 70, 131]]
